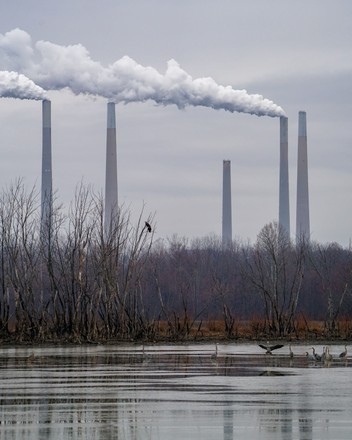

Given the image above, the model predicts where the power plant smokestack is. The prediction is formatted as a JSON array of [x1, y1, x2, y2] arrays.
[[222, 160, 232, 247], [104, 102, 118, 235], [279, 116, 290, 236], [296, 111, 310, 241], [41, 99, 52, 230]]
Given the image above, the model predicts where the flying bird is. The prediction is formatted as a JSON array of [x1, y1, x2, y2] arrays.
[[145, 221, 152, 232], [258, 343, 284, 355]]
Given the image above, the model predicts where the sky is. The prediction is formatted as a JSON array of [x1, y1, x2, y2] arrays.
[[0, 0, 351, 246]]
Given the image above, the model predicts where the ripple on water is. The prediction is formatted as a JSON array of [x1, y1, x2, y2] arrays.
[[0, 343, 351, 440]]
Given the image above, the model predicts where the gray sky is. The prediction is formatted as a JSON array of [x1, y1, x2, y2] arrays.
[[0, 0, 351, 245]]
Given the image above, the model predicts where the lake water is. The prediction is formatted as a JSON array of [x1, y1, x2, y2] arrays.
[[0, 342, 351, 440]]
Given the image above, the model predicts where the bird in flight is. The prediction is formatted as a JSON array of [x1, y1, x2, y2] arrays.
[[258, 343, 284, 355]]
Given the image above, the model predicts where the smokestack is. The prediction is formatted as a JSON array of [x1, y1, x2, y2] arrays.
[[296, 111, 310, 241], [222, 160, 232, 247], [279, 116, 290, 236], [41, 99, 52, 229], [104, 102, 118, 235]]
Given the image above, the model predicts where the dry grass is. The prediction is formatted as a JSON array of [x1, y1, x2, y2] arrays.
[[2, 316, 352, 344], [150, 317, 352, 342]]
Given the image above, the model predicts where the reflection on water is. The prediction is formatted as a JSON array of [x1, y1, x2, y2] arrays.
[[0, 343, 351, 440]]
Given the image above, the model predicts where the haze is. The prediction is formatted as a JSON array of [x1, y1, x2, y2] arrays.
[[0, 0, 351, 246]]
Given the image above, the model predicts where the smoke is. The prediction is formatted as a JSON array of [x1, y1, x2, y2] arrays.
[[0, 28, 285, 117], [0, 71, 46, 100]]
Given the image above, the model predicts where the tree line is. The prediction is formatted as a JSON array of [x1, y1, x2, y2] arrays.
[[0, 180, 352, 342]]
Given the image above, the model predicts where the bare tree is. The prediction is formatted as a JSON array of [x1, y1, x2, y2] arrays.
[[0, 180, 42, 340], [308, 241, 352, 336], [242, 222, 307, 336], [3, 176, 352, 343], [90, 198, 154, 340]]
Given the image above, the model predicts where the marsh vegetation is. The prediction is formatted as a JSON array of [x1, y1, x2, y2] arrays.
[[0, 181, 352, 343]]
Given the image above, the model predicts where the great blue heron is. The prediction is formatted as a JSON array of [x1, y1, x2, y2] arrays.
[[311, 346, 322, 362], [142, 344, 151, 361], [339, 345, 347, 359], [305, 351, 315, 361], [211, 343, 218, 360], [258, 343, 284, 355], [325, 347, 333, 362], [289, 344, 294, 359]]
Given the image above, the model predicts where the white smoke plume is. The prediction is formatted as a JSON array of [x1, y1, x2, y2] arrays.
[[0, 71, 46, 100], [0, 28, 285, 117]]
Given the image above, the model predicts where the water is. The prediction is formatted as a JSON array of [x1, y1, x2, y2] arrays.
[[0, 343, 351, 440]]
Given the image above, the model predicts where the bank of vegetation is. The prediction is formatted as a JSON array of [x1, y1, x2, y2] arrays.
[[0, 181, 352, 344]]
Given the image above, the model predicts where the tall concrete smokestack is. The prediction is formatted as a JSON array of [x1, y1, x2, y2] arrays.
[[296, 111, 310, 241], [222, 160, 232, 247], [41, 99, 52, 230], [279, 116, 290, 236], [104, 102, 118, 235]]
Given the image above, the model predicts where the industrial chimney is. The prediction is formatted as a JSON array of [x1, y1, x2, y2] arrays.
[[41, 99, 52, 231], [104, 102, 118, 235], [279, 116, 290, 236], [296, 111, 310, 241], [222, 160, 232, 247]]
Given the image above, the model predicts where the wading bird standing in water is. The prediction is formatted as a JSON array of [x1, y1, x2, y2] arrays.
[[289, 344, 294, 359], [258, 343, 284, 355], [211, 343, 219, 360], [311, 346, 322, 362], [325, 347, 333, 363], [339, 345, 347, 359], [305, 351, 315, 361]]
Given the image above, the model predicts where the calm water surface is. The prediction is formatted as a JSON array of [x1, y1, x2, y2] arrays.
[[0, 342, 351, 440]]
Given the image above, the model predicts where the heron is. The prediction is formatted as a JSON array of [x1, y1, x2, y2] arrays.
[[258, 343, 284, 355], [211, 343, 219, 360], [325, 347, 333, 362], [339, 345, 347, 359], [289, 344, 294, 359], [305, 351, 315, 361], [311, 347, 322, 362], [142, 344, 151, 362]]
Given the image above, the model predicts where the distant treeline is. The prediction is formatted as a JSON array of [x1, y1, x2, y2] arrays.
[[0, 180, 352, 342]]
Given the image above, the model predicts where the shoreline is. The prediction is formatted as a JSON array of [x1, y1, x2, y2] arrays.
[[0, 336, 351, 348]]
